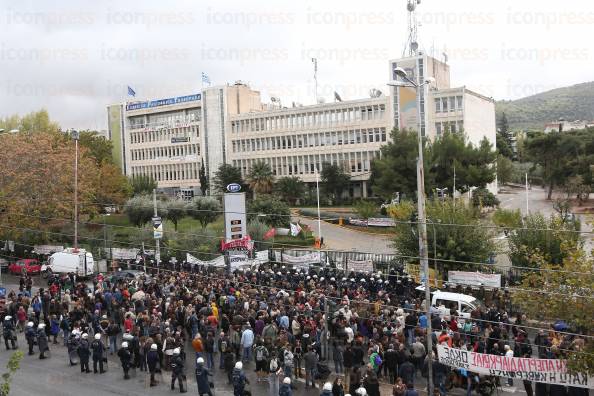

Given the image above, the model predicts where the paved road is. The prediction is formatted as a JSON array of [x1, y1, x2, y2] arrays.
[[294, 216, 394, 254]]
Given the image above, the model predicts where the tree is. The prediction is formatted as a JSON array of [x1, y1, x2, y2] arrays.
[[199, 159, 209, 196], [274, 176, 305, 205], [471, 187, 500, 208], [497, 154, 514, 186], [391, 200, 496, 273], [191, 197, 221, 229], [507, 213, 581, 269], [123, 195, 154, 227], [492, 208, 522, 232], [496, 133, 514, 159], [564, 175, 590, 205], [371, 128, 421, 200], [354, 200, 378, 219], [163, 199, 189, 231], [95, 161, 132, 207], [512, 246, 594, 375], [130, 175, 157, 196], [247, 196, 290, 228], [526, 132, 581, 200], [0, 350, 23, 396], [0, 109, 60, 134], [0, 131, 100, 242], [247, 161, 274, 199], [213, 164, 244, 194], [78, 130, 114, 165], [321, 163, 350, 204]]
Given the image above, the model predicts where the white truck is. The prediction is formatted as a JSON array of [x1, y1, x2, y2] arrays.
[[41, 248, 94, 278]]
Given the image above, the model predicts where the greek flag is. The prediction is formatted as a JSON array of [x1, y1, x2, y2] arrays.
[[201, 72, 211, 85], [127, 86, 136, 97]]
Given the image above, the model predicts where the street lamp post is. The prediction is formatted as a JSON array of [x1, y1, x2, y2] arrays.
[[389, 67, 435, 395], [315, 167, 322, 247], [71, 130, 80, 251]]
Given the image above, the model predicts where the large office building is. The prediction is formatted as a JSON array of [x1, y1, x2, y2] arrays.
[[108, 54, 497, 199]]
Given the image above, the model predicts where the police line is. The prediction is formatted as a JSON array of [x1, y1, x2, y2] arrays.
[[437, 345, 594, 389]]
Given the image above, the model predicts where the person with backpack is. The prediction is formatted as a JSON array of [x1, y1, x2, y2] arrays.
[[91, 333, 106, 373], [268, 350, 282, 396], [369, 346, 382, 376], [254, 340, 269, 381], [232, 361, 249, 396]]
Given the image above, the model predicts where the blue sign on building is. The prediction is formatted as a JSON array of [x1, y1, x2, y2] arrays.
[[126, 93, 201, 111]]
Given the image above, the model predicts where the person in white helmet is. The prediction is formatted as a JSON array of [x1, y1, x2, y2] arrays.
[[37, 323, 49, 359], [147, 343, 160, 386], [3, 316, 17, 350], [77, 333, 91, 373], [91, 332, 106, 373], [321, 381, 333, 396], [117, 341, 132, 379], [195, 356, 213, 396], [25, 321, 36, 355], [170, 347, 186, 393], [279, 376, 293, 396], [232, 361, 249, 396]]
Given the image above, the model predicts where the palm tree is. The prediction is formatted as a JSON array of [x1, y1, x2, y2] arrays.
[[247, 161, 274, 199]]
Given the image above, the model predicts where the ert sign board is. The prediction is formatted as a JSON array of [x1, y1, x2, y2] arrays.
[[223, 192, 246, 243]]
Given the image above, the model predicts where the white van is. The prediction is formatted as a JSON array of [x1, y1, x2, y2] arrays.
[[41, 248, 94, 278], [431, 291, 484, 320]]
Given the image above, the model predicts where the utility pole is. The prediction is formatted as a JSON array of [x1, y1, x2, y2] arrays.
[[415, 72, 433, 396], [72, 130, 80, 250], [453, 164, 456, 208], [315, 167, 322, 246], [525, 173, 529, 215], [153, 189, 161, 274]]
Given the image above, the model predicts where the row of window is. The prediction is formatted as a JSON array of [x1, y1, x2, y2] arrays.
[[435, 96, 464, 113], [231, 128, 387, 153], [130, 144, 200, 162], [435, 121, 464, 136], [129, 126, 200, 144], [129, 110, 201, 130], [131, 162, 198, 182], [230, 104, 386, 133], [232, 150, 379, 177]]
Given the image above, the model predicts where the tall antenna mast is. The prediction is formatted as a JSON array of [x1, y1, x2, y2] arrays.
[[403, 0, 421, 57], [312, 58, 318, 103]]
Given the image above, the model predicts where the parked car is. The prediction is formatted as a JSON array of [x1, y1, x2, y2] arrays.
[[8, 259, 42, 275], [0, 258, 9, 272], [109, 270, 152, 285]]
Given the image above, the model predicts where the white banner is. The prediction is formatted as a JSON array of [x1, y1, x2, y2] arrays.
[[33, 245, 64, 255], [274, 251, 321, 269], [437, 345, 593, 389], [186, 253, 226, 268], [448, 271, 501, 288], [111, 248, 141, 260], [229, 253, 249, 269], [346, 259, 374, 273]]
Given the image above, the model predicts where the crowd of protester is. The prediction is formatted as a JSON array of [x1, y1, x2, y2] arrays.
[[0, 260, 589, 396]]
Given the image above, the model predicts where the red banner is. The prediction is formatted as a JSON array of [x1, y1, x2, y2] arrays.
[[221, 235, 253, 252]]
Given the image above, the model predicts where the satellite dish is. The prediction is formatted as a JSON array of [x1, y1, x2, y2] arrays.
[[407, 0, 416, 11], [411, 42, 419, 52], [369, 89, 383, 98]]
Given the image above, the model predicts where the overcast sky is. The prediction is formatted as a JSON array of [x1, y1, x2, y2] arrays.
[[1, 0, 593, 130]]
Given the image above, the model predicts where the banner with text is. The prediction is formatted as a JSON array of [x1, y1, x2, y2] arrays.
[[437, 345, 593, 389], [34, 245, 64, 255], [274, 251, 321, 269], [448, 271, 501, 288], [346, 259, 374, 273]]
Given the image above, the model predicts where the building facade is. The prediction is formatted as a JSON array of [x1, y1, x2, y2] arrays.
[[108, 54, 497, 198]]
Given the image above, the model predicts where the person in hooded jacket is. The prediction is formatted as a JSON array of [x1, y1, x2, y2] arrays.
[[195, 357, 213, 396], [77, 333, 91, 373], [37, 323, 49, 359], [25, 321, 36, 355]]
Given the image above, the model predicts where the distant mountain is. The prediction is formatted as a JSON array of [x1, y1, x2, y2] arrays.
[[496, 81, 594, 131]]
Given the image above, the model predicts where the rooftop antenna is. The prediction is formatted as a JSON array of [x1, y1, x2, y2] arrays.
[[312, 58, 318, 104], [403, 0, 422, 57]]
